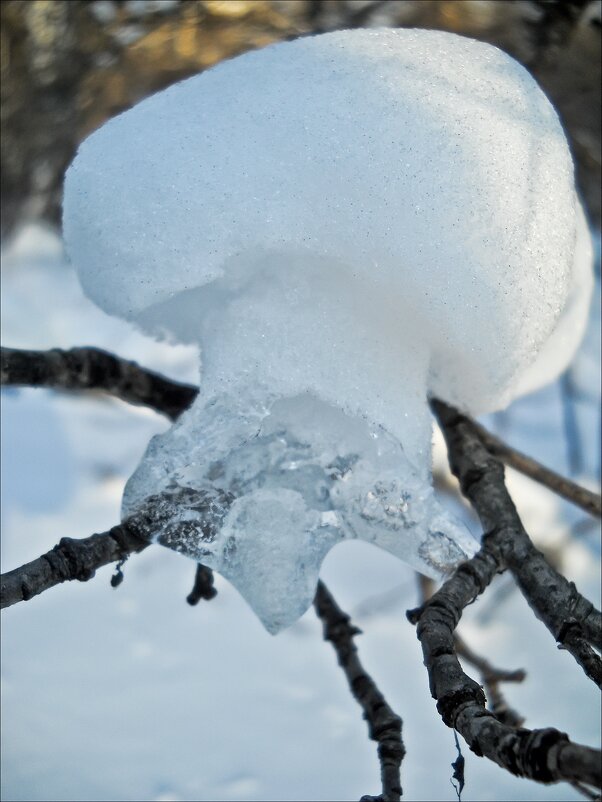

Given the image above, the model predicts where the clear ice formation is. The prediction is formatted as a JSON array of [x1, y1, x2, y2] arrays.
[[63, 28, 592, 633]]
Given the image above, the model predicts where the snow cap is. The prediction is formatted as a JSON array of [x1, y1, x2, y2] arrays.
[[63, 29, 592, 634], [64, 27, 583, 422]]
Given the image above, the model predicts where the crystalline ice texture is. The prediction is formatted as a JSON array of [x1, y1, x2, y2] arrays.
[[122, 392, 477, 633], [63, 29, 591, 632]]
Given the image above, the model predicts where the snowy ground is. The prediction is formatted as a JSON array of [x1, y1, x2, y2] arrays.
[[1, 223, 600, 802]]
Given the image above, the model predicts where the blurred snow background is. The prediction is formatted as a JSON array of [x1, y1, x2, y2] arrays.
[[1, 222, 600, 802]]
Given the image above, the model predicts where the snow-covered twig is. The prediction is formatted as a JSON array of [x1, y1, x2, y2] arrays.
[[4, 345, 599, 517], [314, 581, 404, 802]]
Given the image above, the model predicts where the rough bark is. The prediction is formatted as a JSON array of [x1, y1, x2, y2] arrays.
[[314, 581, 405, 802], [407, 556, 601, 789], [0, 524, 148, 608], [432, 399, 602, 684], [1, 346, 198, 421], [418, 574, 527, 728], [402, 400, 602, 793]]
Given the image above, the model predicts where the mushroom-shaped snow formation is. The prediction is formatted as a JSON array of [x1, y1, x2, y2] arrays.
[[63, 28, 592, 633]]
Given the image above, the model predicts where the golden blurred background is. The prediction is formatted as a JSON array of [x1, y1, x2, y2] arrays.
[[1, 0, 600, 237]]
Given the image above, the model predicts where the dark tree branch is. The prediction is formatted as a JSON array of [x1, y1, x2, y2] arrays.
[[454, 632, 526, 728], [0, 507, 223, 611], [418, 574, 527, 727], [0, 346, 198, 421], [432, 400, 602, 684], [403, 401, 602, 791], [570, 779, 602, 801], [0, 523, 148, 608], [314, 580, 404, 802], [560, 370, 585, 477], [407, 556, 601, 790], [464, 415, 601, 518]]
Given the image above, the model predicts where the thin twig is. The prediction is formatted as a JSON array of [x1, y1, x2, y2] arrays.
[[571, 779, 602, 800], [467, 415, 600, 518], [561, 371, 585, 477], [314, 581, 404, 802], [0, 524, 148, 608], [453, 633, 526, 728], [451, 729, 465, 801]]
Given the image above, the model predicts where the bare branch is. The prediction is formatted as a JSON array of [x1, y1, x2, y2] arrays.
[[560, 371, 585, 477], [432, 400, 602, 684], [404, 401, 602, 791], [417, 574, 526, 727], [464, 415, 601, 518], [453, 633, 526, 728], [407, 556, 601, 790], [314, 581, 405, 802], [0, 524, 148, 609], [1, 346, 198, 421]]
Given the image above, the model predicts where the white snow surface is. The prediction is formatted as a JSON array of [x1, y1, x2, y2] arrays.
[[513, 201, 593, 397], [63, 28, 591, 632]]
